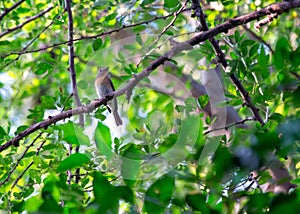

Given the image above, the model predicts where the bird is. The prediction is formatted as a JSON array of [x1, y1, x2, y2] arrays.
[[94, 67, 122, 126]]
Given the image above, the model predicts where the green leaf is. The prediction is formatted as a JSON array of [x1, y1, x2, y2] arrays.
[[258, 46, 269, 74], [244, 193, 271, 213], [17, 7, 31, 13], [269, 192, 300, 214], [105, 13, 117, 21], [92, 38, 102, 51], [274, 37, 290, 70], [15, 125, 29, 134], [141, 0, 156, 6], [269, 113, 284, 123], [121, 143, 143, 186], [136, 33, 143, 46], [115, 186, 134, 203], [164, 0, 179, 8], [143, 173, 175, 213], [93, 172, 119, 213], [165, 30, 174, 36], [39, 197, 63, 213], [57, 153, 90, 172], [228, 59, 238, 73], [58, 121, 90, 146], [290, 47, 300, 67], [33, 62, 52, 75], [198, 94, 209, 109], [0, 126, 7, 136], [158, 134, 178, 154], [234, 30, 240, 42], [133, 25, 146, 33], [27, 105, 45, 122], [249, 43, 259, 58], [21, 195, 43, 212], [184, 98, 197, 111], [41, 95, 56, 109], [213, 145, 232, 178], [162, 116, 200, 165], [94, 122, 113, 159], [221, 0, 234, 6], [94, 107, 107, 121], [185, 194, 209, 212]]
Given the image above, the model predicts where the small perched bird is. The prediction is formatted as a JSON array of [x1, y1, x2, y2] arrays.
[[94, 67, 122, 126]]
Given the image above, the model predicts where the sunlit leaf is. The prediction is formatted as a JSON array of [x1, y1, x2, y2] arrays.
[[57, 153, 90, 172], [94, 122, 113, 159], [57, 121, 90, 146]]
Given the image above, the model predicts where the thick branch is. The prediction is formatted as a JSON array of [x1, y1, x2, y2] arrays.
[[2, 0, 298, 60], [0, 6, 54, 38], [0, 98, 110, 152], [191, 0, 265, 125], [0, 0, 26, 21], [187, 0, 300, 46]]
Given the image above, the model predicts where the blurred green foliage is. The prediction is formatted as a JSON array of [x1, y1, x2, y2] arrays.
[[0, 0, 299, 213]]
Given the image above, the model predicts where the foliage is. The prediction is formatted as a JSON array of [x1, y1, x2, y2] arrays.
[[0, 0, 299, 213]]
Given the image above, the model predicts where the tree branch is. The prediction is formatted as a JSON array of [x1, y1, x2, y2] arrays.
[[1, 0, 298, 60], [65, 0, 84, 183], [11, 161, 34, 190], [187, 0, 300, 46], [0, 132, 43, 186], [0, 97, 110, 152], [137, 0, 189, 67], [0, 6, 54, 38], [1, 0, 300, 153], [65, 0, 84, 127], [1, 8, 192, 59], [0, 0, 26, 21], [204, 118, 254, 135], [242, 25, 274, 54], [191, 0, 265, 125], [0, 9, 66, 71]]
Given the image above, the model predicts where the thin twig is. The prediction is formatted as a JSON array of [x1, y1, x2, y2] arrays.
[[0, 132, 43, 186], [1, 8, 192, 59], [65, 0, 84, 184], [137, 0, 189, 67], [0, 97, 110, 151], [191, 0, 265, 125], [10, 161, 34, 190], [0, 6, 63, 71], [1, 0, 300, 153], [0, 6, 54, 38], [65, 0, 84, 127], [0, 0, 26, 21], [204, 118, 254, 135], [0, 15, 59, 71], [242, 25, 274, 54], [136, 31, 198, 67], [36, 134, 49, 155]]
